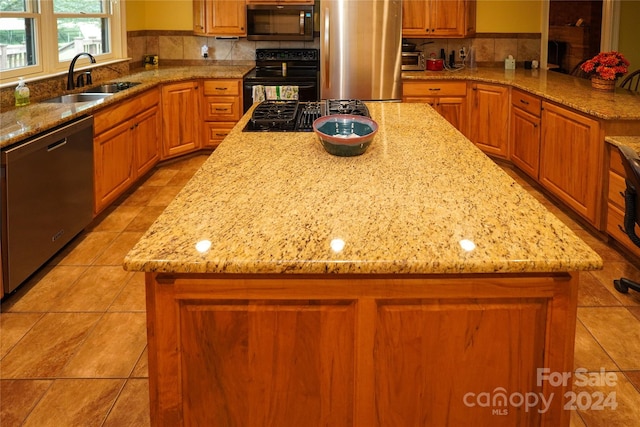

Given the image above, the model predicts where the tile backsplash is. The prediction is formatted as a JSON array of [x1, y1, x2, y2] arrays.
[[1, 31, 540, 110]]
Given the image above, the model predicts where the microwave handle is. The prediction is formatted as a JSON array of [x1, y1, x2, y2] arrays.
[[300, 11, 305, 35]]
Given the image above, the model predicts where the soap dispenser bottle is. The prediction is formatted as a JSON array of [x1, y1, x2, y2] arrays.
[[15, 78, 30, 107]]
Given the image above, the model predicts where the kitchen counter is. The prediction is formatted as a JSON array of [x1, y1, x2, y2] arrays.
[[129, 102, 598, 426], [0, 64, 254, 149], [605, 135, 640, 154], [403, 68, 640, 120], [124, 102, 601, 274]]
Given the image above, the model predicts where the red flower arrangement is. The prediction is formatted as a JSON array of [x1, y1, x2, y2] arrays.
[[580, 51, 629, 80]]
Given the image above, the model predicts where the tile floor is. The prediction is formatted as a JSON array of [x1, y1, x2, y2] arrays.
[[1, 154, 640, 426]]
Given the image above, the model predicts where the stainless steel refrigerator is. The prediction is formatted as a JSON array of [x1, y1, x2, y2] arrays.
[[320, 0, 403, 100]]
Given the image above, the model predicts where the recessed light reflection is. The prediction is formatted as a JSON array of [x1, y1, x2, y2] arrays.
[[330, 238, 345, 253], [195, 239, 212, 253], [459, 239, 476, 252]]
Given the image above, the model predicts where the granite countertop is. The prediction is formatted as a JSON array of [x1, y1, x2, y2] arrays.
[[0, 64, 254, 149], [123, 102, 603, 275], [403, 68, 640, 120], [605, 136, 640, 155]]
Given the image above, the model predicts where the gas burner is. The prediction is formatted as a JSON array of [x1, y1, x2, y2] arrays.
[[296, 101, 325, 131], [326, 99, 370, 116], [251, 100, 299, 124]]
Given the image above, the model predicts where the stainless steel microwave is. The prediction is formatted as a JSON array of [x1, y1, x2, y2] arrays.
[[247, 5, 314, 41]]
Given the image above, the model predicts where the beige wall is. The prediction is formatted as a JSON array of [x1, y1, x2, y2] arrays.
[[619, 0, 640, 72]]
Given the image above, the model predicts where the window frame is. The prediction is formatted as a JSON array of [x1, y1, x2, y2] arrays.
[[1, 0, 126, 84]]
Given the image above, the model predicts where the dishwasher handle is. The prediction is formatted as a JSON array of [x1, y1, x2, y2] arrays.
[[47, 138, 67, 152]]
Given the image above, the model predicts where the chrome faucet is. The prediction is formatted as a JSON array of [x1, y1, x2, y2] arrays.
[[67, 53, 96, 90]]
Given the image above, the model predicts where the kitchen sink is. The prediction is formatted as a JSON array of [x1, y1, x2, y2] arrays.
[[43, 93, 113, 103], [82, 81, 141, 94]]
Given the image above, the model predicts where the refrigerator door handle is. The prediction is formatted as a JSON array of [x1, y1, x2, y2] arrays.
[[323, 9, 330, 89]]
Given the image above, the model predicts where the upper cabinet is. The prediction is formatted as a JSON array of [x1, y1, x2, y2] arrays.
[[402, 0, 476, 38], [194, 0, 246, 36]]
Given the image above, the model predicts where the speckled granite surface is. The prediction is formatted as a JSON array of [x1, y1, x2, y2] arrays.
[[0, 65, 253, 148], [123, 102, 603, 275], [403, 68, 640, 120], [606, 136, 640, 155]]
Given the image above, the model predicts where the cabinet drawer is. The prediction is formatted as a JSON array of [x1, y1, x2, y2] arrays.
[[609, 145, 626, 175], [511, 89, 541, 117], [203, 122, 236, 147], [403, 81, 467, 97], [203, 96, 241, 121], [607, 202, 640, 258], [608, 170, 626, 211], [203, 79, 240, 96], [94, 89, 160, 135]]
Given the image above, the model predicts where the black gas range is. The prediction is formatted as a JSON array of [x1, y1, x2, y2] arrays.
[[243, 99, 370, 132]]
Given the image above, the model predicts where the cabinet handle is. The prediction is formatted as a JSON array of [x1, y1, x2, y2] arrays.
[[215, 87, 228, 91], [130, 125, 135, 130], [429, 88, 441, 91], [215, 108, 229, 111], [520, 99, 530, 105], [215, 133, 228, 137]]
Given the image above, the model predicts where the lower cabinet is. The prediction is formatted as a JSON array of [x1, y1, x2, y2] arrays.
[[509, 89, 542, 180], [201, 79, 242, 148], [402, 81, 467, 134], [162, 81, 201, 159], [93, 88, 161, 215], [468, 83, 509, 158], [606, 143, 640, 258], [540, 101, 601, 226]]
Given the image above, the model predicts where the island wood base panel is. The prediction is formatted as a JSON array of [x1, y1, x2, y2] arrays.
[[145, 273, 578, 427]]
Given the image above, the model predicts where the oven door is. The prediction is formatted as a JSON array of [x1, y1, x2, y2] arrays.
[[243, 81, 318, 113]]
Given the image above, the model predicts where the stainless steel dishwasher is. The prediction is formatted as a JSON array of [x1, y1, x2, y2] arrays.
[[1, 116, 94, 294]]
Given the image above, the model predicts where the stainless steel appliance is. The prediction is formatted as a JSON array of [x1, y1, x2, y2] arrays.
[[242, 48, 319, 113], [402, 52, 426, 71], [243, 99, 370, 132], [321, 0, 402, 100], [1, 116, 94, 293], [246, 4, 314, 41]]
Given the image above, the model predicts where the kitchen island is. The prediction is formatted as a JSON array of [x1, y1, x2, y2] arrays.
[[124, 102, 602, 427]]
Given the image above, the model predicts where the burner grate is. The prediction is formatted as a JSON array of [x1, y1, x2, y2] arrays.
[[326, 99, 370, 117], [251, 101, 299, 124]]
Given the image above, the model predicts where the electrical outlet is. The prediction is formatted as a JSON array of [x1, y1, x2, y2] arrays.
[[459, 47, 467, 60]]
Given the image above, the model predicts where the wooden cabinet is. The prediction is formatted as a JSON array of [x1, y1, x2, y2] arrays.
[[468, 83, 509, 158], [246, 0, 313, 3], [201, 79, 242, 148], [510, 89, 542, 179], [162, 81, 201, 159], [606, 144, 640, 258], [146, 273, 577, 427], [93, 89, 161, 215], [540, 102, 601, 225], [402, 0, 476, 38], [402, 80, 467, 134], [193, 0, 246, 36]]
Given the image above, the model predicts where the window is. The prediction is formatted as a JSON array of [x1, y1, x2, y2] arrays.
[[0, 0, 125, 82]]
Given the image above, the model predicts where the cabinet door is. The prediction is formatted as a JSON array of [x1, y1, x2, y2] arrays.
[[468, 83, 509, 158], [133, 105, 161, 178], [430, 0, 465, 37], [203, 96, 241, 122], [207, 0, 246, 36], [510, 107, 540, 180], [93, 120, 135, 214], [203, 122, 236, 148], [193, 0, 206, 34], [402, 0, 429, 37], [436, 97, 466, 134], [162, 81, 200, 159], [540, 102, 601, 225]]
